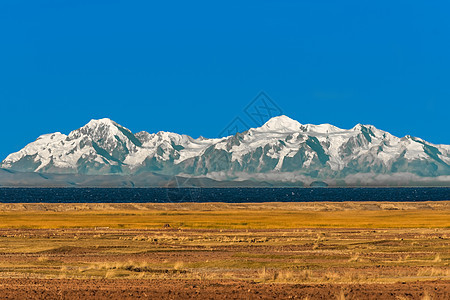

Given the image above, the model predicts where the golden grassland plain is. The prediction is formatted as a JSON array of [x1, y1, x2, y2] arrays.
[[0, 201, 449, 229], [0, 202, 449, 299]]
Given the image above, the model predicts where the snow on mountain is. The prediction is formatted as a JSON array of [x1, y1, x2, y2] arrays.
[[256, 115, 303, 132], [1, 116, 449, 182]]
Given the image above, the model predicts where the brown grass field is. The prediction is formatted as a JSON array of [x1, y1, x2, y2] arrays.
[[0, 201, 449, 299]]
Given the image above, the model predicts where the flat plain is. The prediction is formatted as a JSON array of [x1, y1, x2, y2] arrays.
[[0, 202, 449, 299]]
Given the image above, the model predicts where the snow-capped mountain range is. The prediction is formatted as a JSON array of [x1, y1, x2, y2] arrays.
[[1, 116, 449, 186]]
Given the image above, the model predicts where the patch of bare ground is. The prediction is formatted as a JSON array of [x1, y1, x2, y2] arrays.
[[1, 201, 449, 213], [0, 278, 449, 299]]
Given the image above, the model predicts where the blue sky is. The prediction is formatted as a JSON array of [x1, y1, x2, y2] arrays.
[[1, 1, 449, 160]]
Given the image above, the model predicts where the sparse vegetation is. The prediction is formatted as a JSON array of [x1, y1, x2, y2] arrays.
[[0, 202, 448, 298]]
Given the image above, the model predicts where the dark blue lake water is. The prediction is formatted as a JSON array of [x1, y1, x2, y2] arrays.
[[0, 187, 449, 203]]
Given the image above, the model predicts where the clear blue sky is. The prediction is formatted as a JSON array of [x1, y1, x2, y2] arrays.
[[1, 1, 449, 160]]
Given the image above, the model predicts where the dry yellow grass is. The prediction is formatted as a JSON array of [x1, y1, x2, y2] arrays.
[[0, 208, 448, 229], [0, 202, 448, 299], [0, 226, 448, 284]]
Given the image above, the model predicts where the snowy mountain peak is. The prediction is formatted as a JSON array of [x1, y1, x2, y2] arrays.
[[1, 115, 449, 182], [68, 118, 129, 140], [259, 115, 303, 132], [353, 123, 371, 130], [80, 118, 122, 133], [85, 118, 118, 127]]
